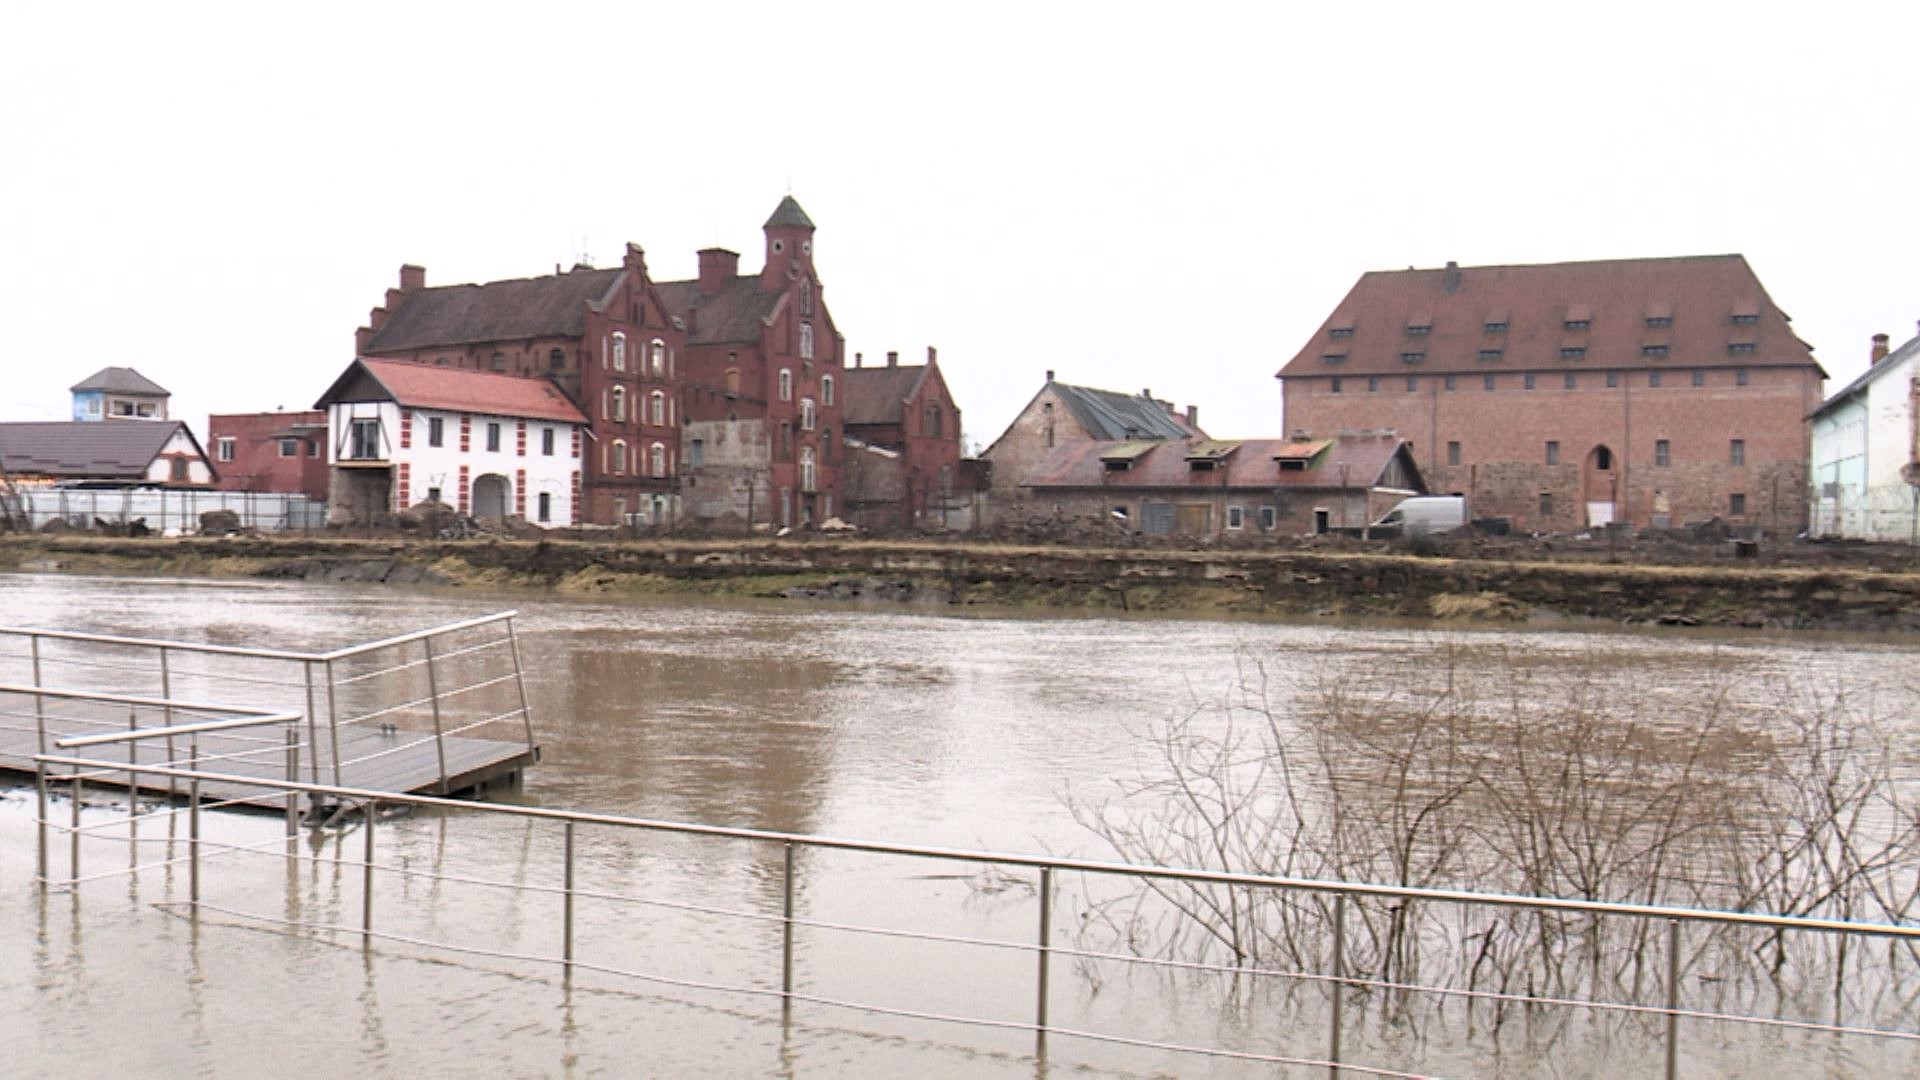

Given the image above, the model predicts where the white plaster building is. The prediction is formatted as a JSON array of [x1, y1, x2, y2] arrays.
[[1809, 331, 1920, 542], [314, 359, 587, 526]]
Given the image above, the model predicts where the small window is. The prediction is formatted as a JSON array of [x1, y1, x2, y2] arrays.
[[486, 422, 502, 452], [801, 397, 817, 430], [1405, 323, 1431, 337], [1329, 326, 1353, 339], [1405, 376, 1417, 392], [1227, 505, 1245, 530], [1400, 351, 1426, 364], [651, 390, 665, 426], [549, 348, 566, 371], [651, 339, 666, 375], [1728, 342, 1757, 355], [1595, 447, 1612, 469], [1730, 439, 1745, 466], [1545, 441, 1560, 466], [1606, 371, 1620, 388], [1730, 493, 1747, 516], [541, 428, 555, 456], [1655, 439, 1671, 467], [615, 333, 629, 371], [1444, 374, 1456, 391], [1330, 378, 1343, 394], [1642, 344, 1669, 357], [822, 375, 835, 406], [1367, 376, 1380, 392], [924, 404, 943, 436], [1736, 369, 1750, 386], [1477, 349, 1503, 361], [1649, 371, 1663, 388], [1689, 369, 1704, 387], [1483, 374, 1496, 391], [1564, 372, 1576, 389], [779, 368, 793, 401], [1447, 440, 1461, 466], [216, 437, 236, 462], [1731, 313, 1759, 326], [1259, 506, 1277, 530], [690, 438, 705, 467], [1539, 492, 1554, 518], [1321, 353, 1347, 364], [279, 438, 299, 458], [1484, 320, 1509, 333], [428, 416, 444, 447], [427, 486, 442, 503], [799, 322, 814, 360], [612, 386, 627, 422], [651, 442, 667, 479], [611, 439, 627, 474], [1646, 316, 1673, 329], [1559, 347, 1586, 360], [725, 367, 741, 396], [1524, 374, 1536, 390], [1564, 319, 1591, 331], [537, 492, 552, 523]]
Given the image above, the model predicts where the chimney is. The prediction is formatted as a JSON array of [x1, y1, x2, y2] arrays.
[[384, 288, 404, 311], [927, 345, 937, 365], [886, 351, 898, 367], [398, 264, 425, 292], [355, 325, 374, 353], [697, 248, 739, 295], [1046, 369, 1055, 383], [368, 306, 388, 331], [624, 241, 647, 275], [1142, 388, 1152, 400], [1873, 333, 1891, 364], [854, 352, 863, 368], [1444, 260, 1462, 293], [1186, 405, 1199, 429]]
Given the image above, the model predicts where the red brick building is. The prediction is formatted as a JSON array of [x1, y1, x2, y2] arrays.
[[207, 411, 328, 499], [353, 243, 685, 525], [838, 348, 966, 530], [657, 196, 844, 529], [1277, 256, 1826, 532]]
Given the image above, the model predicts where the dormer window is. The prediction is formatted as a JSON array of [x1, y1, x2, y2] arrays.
[[1728, 342, 1757, 355], [1641, 344, 1669, 357], [1563, 303, 1593, 332], [1559, 346, 1587, 360], [1321, 353, 1347, 364], [1646, 316, 1672, 329], [1406, 324, 1431, 336], [1564, 319, 1591, 331], [1400, 351, 1426, 364], [1329, 327, 1353, 339], [1731, 314, 1758, 326], [1731, 300, 1760, 326], [1483, 310, 1510, 334], [1477, 348, 1503, 361]]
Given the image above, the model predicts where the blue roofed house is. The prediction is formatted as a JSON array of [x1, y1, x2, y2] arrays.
[[70, 367, 171, 422]]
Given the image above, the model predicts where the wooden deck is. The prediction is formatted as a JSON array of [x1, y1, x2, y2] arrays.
[[0, 716, 537, 809]]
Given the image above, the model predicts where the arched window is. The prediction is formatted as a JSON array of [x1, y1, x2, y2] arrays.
[[799, 280, 813, 316], [650, 442, 666, 478], [650, 339, 665, 376], [925, 404, 942, 437], [612, 332, 627, 372], [821, 375, 835, 406], [650, 390, 665, 426], [548, 348, 565, 371], [798, 322, 814, 360], [725, 368, 741, 396], [611, 439, 627, 475], [821, 426, 832, 461], [800, 397, 815, 430], [612, 386, 627, 422], [800, 447, 816, 491], [778, 368, 793, 402]]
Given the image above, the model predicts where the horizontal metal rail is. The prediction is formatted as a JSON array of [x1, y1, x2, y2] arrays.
[[0, 610, 518, 665]]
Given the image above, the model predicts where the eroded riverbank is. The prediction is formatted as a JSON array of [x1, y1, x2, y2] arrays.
[[3, 533, 1917, 631]]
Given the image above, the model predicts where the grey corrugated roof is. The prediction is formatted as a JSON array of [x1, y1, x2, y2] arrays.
[[840, 364, 927, 426], [366, 268, 623, 353], [0, 420, 190, 480], [1810, 333, 1920, 420], [1053, 383, 1193, 440], [764, 195, 815, 230], [653, 276, 782, 346], [69, 367, 169, 396]]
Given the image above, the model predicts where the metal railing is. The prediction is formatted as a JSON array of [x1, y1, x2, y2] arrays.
[[0, 612, 536, 794], [26, 740, 1920, 1078]]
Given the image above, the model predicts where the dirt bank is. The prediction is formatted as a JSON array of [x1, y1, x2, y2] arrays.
[[2, 534, 1916, 632]]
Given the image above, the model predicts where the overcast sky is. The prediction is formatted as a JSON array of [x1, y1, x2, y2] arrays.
[[4, 3, 1916, 449]]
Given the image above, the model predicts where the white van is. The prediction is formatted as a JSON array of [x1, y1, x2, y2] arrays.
[[1369, 495, 1468, 537]]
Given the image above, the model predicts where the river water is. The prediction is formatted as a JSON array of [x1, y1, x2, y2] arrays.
[[1, 572, 1916, 1077]]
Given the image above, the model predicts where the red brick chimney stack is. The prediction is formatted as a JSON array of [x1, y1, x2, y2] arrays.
[[854, 352, 863, 368], [697, 248, 738, 295], [886, 351, 898, 368], [927, 346, 937, 365], [399, 264, 425, 292], [623, 242, 648, 277], [1187, 405, 1199, 428], [1872, 333, 1891, 364]]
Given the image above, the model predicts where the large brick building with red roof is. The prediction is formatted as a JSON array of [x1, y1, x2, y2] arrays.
[[1277, 255, 1826, 532]]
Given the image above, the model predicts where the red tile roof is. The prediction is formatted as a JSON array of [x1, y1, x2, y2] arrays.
[[1278, 255, 1826, 381], [1020, 435, 1415, 491], [321, 360, 587, 424]]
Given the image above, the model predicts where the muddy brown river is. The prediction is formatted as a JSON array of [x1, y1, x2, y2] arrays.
[[1, 572, 1916, 1077]]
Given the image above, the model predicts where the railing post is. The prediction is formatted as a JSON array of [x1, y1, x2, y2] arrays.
[[34, 761, 49, 887], [506, 618, 536, 752], [423, 637, 449, 792], [284, 727, 301, 838], [362, 800, 376, 948], [1036, 865, 1054, 1054], [782, 842, 796, 1011], [1330, 892, 1347, 1078], [188, 736, 202, 910], [1666, 918, 1681, 1080], [69, 771, 82, 888], [159, 646, 177, 800], [302, 662, 322, 785], [29, 634, 45, 744], [324, 659, 343, 788], [563, 821, 576, 979], [126, 706, 139, 807]]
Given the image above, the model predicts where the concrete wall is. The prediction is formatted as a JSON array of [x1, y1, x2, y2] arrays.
[[682, 419, 776, 529]]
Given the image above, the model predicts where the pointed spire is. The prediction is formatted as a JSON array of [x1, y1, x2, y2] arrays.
[[764, 195, 815, 231]]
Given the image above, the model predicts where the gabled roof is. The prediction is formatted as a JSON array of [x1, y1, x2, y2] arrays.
[[653, 276, 782, 346], [1279, 255, 1828, 380], [1052, 382, 1198, 440], [1022, 435, 1417, 492], [0, 420, 199, 480], [1810, 333, 1920, 420], [764, 195, 815, 230], [840, 363, 932, 426], [70, 367, 168, 396], [365, 267, 623, 353], [313, 359, 588, 424]]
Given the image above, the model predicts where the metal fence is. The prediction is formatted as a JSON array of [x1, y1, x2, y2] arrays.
[[23, 717, 1920, 1078], [8, 488, 326, 532]]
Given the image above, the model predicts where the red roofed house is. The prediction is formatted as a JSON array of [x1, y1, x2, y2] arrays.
[[354, 242, 685, 526], [838, 348, 968, 530], [206, 411, 328, 500], [313, 359, 588, 527], [1277, 256, 1826, 532], [1020, 434, 1422, 536], [655, 197, 846, 529]]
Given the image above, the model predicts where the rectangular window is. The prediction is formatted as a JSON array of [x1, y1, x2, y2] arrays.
[[1606, 370, 1620, 388], [1227, 505, 1245, 530], [1368, 376, 1380, 392], [428, 416, 444, 447], [1447, 440, 1461, 466], [1484, 321, 1509, 333], [537, 492, 552, 523], [1559, 347, 1586, 360], [1730, 493, 1747, 516], [1484, 374, 1496, 391], [1736, 368, 1750, 386], [1524, 374, 1536, 390], [1728, 342, 1757, 355], [1322, 353, 1347, 364], [1539, 492, 1554, 518], [1400, 351, 1426, 364], [1646, 316, 1673, 329], [1478, 349, 1503, 361], [1546, 440, 1560, 466], [427, 486, 442, 503], [1691, 369, 1705, 387], [279, 438, 298, 458], [1405, 376, 1417, 392], [541, 428, 555, 456], [1649, 371, 1663, 388], [1564, 319, 1591, 331], [1655, 439, 1671, 467], [1730, 438, 1745, 466], [690, 438, 705, 467], [486, 422, 502, 452], [1405, 324, 1431, 337], [1643, 345, 1669, 357], [349, 419, 381, 461], [1732, 313, 1759, 326], [1330, 377, 1342, 393], [1444, 374, 1456, 391], [1259, 505, 1277, 530], [216, 438, 236, 462], [1564, 372, 1576, 389]]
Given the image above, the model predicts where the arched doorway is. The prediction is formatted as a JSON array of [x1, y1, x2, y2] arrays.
[[1581, 445, 1618, 527], [472, 474, 510, 521]]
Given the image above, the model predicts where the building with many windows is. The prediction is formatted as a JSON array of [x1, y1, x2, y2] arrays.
[[1277, 255, 1826, 532], [206, 411, 328, 499]]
